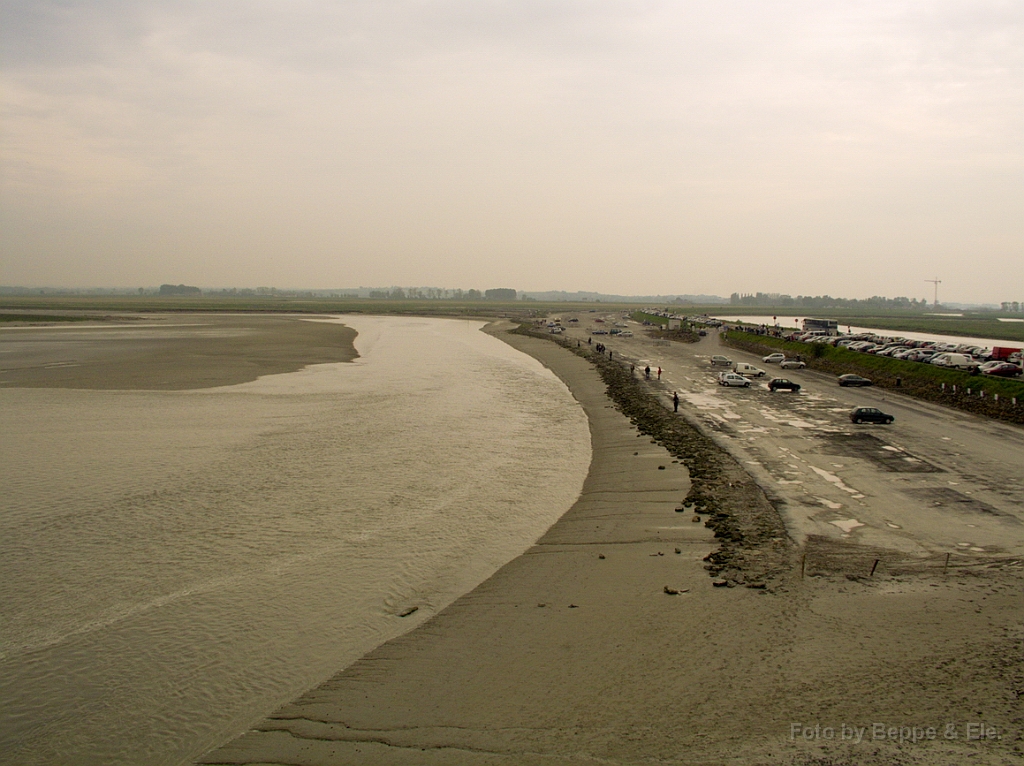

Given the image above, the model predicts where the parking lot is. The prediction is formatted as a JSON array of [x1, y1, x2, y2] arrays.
[[558, 313, 1024, 562]]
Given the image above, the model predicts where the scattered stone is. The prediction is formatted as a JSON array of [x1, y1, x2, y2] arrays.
[[664, 585, 679, 595], [674, 547, 681, 554], [399, 607, 418, 617], [713, 580, 729, 587], [537, 603, 546, 608], [658, 465, 666, 470], [692, 515, 701, 523], [598, 553, 606, 559], [747, 582, 766, 589], [568, 604, 579, 608]]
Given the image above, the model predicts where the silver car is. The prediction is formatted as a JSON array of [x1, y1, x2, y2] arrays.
[[718, 372, 751, 387]]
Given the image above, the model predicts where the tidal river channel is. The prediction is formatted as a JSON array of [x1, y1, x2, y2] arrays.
[[0, 316, 590, 765]]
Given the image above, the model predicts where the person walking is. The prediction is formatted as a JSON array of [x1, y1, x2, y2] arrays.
[[657, 367, 662, 380], [673, 391, 679, 412]]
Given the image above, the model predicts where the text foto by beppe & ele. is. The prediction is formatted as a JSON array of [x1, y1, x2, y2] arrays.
[[790, 722, 1001, 744]]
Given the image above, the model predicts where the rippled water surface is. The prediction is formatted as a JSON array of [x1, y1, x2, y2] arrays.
[[0, 316, 590, 765]]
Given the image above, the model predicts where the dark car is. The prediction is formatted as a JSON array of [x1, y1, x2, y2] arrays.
[[850, 407, 893, 424], [768, 378, 801, 392], [838, 374, 873, 387]]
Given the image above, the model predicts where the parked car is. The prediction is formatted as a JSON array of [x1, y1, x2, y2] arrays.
[[768, 378, 801, 392], [981, 362, 1022, 378], [710, 355, 733, 366], [838, 374, 873, 387], [850, 407, 894, 424], [762, 353, 786, 364], [779, 359, 806, 370], [734, 363, 767, 377], [718, 372, 751, 387], [930, 353, 980, 371]]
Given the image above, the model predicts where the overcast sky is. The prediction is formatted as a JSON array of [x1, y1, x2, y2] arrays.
[[1, 1, 1021, 303]]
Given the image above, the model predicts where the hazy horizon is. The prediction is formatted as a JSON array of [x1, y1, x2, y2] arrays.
[[2, 2, 1021, 304]]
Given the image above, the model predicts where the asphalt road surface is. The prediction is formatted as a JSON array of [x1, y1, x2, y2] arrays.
[[557, 314, 1024, 562]]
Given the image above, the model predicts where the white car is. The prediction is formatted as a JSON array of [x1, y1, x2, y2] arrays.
[[733, 363, 767, 377], [779, 359, 806, 370], [718, 372, 751, 387], [762, 353, 785, 364]]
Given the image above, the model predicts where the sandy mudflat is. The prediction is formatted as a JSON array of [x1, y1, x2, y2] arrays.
[[200, 323, 1021, 766], [0, 313, 357, 390]]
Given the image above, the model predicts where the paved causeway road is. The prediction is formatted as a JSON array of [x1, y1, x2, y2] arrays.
[[557, 314, 1024, 562]]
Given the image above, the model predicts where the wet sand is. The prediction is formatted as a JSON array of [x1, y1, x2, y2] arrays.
[[0, 313, 357, 390], [200, 323, 1021, 765]]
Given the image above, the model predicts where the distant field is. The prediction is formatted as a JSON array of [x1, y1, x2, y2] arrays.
[[3, 297, 1022, 343], [0, 295, 647, 317]]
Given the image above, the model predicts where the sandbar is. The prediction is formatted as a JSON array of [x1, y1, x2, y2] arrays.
[[0, 313, 357, 390]]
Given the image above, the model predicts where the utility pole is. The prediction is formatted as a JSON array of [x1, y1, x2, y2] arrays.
[[925, 278, 941, 308]]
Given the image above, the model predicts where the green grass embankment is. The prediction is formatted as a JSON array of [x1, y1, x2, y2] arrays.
[[723, 331, 1024, 425], [629, 311, 700, 343]]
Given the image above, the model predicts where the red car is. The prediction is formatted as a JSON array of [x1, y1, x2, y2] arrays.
[[981, 362, 1022, 378]]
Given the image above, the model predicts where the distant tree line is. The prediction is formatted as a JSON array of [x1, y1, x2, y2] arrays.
[[730, 292, 931, 309], [159, 284, 201, 296], [367, 288, 517, 300]]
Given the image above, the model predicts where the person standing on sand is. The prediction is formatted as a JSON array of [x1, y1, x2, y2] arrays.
[[657, 367, 662, 380], [631, 364, 635, 375], [673, 391, 679, 412], [645, 365, 651, 379]]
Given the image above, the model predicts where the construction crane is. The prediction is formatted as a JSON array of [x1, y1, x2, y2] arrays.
[[925, 278, 941, 308]]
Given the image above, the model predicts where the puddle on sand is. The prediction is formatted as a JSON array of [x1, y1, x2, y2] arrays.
[[810, 465, 861, 495], [831, 518, 865, 533]]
